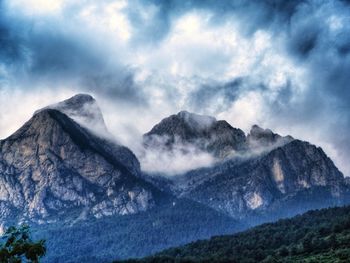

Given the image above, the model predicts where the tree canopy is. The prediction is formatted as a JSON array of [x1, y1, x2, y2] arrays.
[[0, 224, 46, 263]]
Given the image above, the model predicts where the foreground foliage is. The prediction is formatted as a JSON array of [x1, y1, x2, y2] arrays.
[[0, 225, 46, 263], [122, 205, 350, 262]]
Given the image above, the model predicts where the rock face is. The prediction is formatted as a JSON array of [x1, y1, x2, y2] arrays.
[[36, 93, 109, 137], [1, 102, 349, 226], [247, 125, 294, 150], [181, 140, 348, 219], [143, 111, 247, 158], [143, 112, 350, 222], [0, 95, 159, 223]]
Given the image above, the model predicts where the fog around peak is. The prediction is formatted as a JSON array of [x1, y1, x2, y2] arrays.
[[1, 0, 350, 175]]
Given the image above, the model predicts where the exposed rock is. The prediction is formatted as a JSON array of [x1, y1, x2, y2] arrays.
[[144, 135, 350, 221], [345, 177, 350, 185], [1, 98, 349, 227], [36, 93, 109, 138], [143, 111, 247, 158], [0, 106, 157, 223], [247, 124, 294, 150]]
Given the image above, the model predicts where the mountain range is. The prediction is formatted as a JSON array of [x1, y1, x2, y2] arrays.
[[0, 94, 349, 262], [142, 110, 349, 222]]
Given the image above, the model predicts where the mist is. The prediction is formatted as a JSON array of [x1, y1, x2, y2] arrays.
[[1, 0, 350, 175]]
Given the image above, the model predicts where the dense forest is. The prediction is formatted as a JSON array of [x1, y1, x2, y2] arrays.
[[121, 205, 350, 262], [31, 199, 241, 262]]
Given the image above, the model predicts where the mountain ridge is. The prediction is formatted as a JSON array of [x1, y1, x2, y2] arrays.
[[1, 94, 349, 262], [141, 111, 350, 222], [0, 106, 159, 223]]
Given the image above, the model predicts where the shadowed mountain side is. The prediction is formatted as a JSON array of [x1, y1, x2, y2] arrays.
[[33, 198, 243, 263], [0, 108, 162, 223], [142, 139, 350, 223]]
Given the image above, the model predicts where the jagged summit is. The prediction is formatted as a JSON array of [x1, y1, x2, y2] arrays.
[[3, 96, 350, 262], [248, 124, 294, 149], [176, 111, 216, 130], [35, 93, 108, 136], [143, 111, 247, 158], [0, 100, 158, 223], [64, 93, 95, 103], [145, 111, 216, 137], [143, 112, 297, 159]]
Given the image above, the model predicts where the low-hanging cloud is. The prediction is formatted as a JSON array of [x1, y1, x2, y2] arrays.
[[1, 0, 350, 176], [139, 135, 216, 175]]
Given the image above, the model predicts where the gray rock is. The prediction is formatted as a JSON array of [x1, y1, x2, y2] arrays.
[[143, 111, 247, 158], [182, 140, 348, 218], [247, 124, 294, 151], [0, 100, 156, 223], [143, 113, 350, 222]]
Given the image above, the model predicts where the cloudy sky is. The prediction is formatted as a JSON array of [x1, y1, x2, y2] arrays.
[[0, 0, 350, 175]]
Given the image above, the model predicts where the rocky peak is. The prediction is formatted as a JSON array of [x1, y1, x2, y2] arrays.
[[247, 125, 294, 149], [35, 93, 108, 137], [145, 111, 216, 140], [177, 111, 216, 131], [161, 138, 349, 220], [143, 111, 247, 158], [0, 102, 157, 223]]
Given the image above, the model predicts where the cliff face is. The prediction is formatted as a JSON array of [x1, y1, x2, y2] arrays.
[[180, 140, 347, 218], [143, 112, 350, 221], [35, 93, 109, 137], [143, 111, 247, 158], [1, 100, 349, 225], [0, 95, 157, 223]]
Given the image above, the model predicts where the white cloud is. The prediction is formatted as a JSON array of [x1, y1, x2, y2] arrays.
[[0, 88, 77, 139], [6, 0, 66, 16], [218, 91, 266, 132], [78, 0, 132, 42], [1, 0, 349, 177]]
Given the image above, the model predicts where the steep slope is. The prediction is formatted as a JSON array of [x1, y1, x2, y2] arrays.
[[142, 112, 350, 223], [143, 111, 247, 158], [179, 139, 349, 222], [247, 124, 294, 151], [0, 103, 159, 223], [0, 96, 246, 263], [129, 205, 350, 263], [36, 93, 109, 136]]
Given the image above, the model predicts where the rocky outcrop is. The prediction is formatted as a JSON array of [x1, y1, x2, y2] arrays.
[[143, 111, 247, 158], [247, 125, 294, 151], [36, 93, 109, 137], [0, 96, 159, 223], [143, 112, 350, 222], [1, 100, 349, 226], [183, 140, 347, 217], [148, 139, 350, 220]]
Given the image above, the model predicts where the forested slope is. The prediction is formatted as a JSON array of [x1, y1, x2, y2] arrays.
[[123, 205, 350, 263]]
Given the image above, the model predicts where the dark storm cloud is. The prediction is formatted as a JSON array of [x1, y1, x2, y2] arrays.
[[1, 0, 350, 173], [188, 78, 269, 114], [0, 0, 146, 104], [139, 0, 350, 174], [288, 24, 320, 58], [22, 29, 145, 104], [0, 2, 24, 66], [188, 78, 243, 113], [129, 0, 343, 68], [126, 0, 307, 44]]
